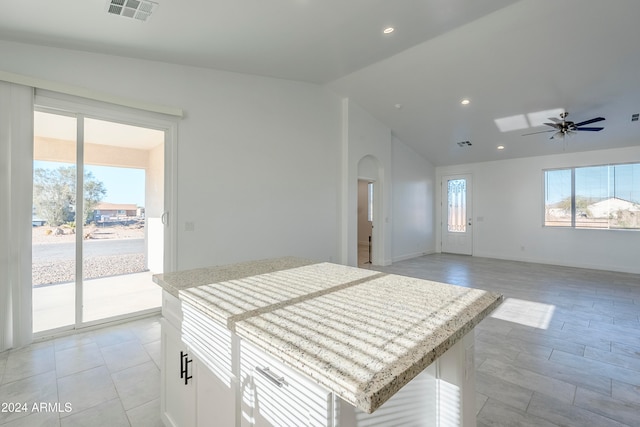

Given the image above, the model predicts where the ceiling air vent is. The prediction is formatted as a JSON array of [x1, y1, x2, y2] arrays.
[[106, 0, 158, 22], [457, 141, 472, 147]]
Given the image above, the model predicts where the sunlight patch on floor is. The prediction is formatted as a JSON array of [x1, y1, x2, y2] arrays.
[[490, 298, 555, 329]]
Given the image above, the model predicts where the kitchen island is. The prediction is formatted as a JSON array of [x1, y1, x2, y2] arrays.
[[153, 257, 502, 427]]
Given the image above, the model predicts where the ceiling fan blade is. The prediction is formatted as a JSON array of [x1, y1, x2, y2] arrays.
[[522, 130, 555, 136], [574, 117, 605, 126], [548, 117, 561, 123], [576, 127, 604, 131], [544, 122, 560, 129], [550, 131, 564, 140]]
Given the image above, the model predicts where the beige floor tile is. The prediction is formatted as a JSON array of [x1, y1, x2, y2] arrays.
[[55, 343, 105, 378], [99, 340, 151, 373], [111, 361, 160, 411], [56, 366, 118, 417], [59, 398, 128, 427], [126, 398, 163, 427]]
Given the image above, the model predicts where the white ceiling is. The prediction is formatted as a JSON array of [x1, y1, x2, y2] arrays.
[[3, 0, 640, 165]]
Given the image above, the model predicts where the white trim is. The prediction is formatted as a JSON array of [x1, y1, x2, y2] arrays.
[[0, 82, 34, 351], [76, 114, 85, 326], [392, 250, 435, 264], [165, 124, 178, 273], [0, 70, 183, 118]]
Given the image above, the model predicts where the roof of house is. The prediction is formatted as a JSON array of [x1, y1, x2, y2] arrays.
[[94, 202, 138, 211]]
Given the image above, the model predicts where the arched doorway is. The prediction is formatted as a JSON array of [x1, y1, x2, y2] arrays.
[[357, 155, 381, 266]]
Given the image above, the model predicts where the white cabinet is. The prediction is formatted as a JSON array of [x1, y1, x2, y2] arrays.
[[196, 360, 235, 426], [161, 318, 196, 427], [160, 291, 236, 427], [240, 340, 332, 427], [160, 289, 476, 427]]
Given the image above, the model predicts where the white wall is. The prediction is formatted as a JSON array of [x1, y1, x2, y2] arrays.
[[391, 136, 436, 262], [342, 100, 392, 266], [436, 146, 640, 274], [341, 99, 436, 266], [0, 40, 342, 270]]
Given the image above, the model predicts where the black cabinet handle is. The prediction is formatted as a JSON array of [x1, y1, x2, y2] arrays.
[[180, 351, 193, 385]]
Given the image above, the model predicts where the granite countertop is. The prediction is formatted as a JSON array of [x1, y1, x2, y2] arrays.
[[152, 256, 315, 298], [153, 258, 502, 414]]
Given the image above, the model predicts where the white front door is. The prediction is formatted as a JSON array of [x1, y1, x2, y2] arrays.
[[441, 174, 473, 255]]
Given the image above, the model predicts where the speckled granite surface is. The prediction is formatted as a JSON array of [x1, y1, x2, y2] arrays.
[[152, 256, 315, 297], [154, 258, 502, 414]]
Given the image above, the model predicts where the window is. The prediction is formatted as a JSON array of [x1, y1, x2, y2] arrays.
[[447, 178, 467, 232], [544, 163, 640, 229]]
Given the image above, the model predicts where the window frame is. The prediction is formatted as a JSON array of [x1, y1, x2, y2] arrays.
[[543, 162, 640, 230]]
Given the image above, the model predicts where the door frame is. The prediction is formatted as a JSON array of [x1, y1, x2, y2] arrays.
[[33, 91, 178, 335], [440, 174, 473, 255]]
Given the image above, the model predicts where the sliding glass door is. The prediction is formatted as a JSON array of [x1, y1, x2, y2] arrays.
[[32, 105, 167, 333], [32, 111, 77, 331]]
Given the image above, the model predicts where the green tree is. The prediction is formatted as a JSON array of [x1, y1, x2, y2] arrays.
[[33, 166, 107, 226]]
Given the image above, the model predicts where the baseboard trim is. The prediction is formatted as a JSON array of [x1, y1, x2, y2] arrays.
[[392, 250, 436, 264]]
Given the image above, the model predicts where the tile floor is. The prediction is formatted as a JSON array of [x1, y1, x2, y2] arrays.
[[2, 254, 640, 426], [0, 316, 162, 427], [374, 254, 640, 427]]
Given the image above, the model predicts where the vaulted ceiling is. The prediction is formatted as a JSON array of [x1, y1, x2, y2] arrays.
[[2, 0, 639, 165]]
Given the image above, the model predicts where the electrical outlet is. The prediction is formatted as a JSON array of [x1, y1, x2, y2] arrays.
[[185, 221, 195, 232]]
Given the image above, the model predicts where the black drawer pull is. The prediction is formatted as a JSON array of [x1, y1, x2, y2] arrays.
[[180, 351, 193, 385]]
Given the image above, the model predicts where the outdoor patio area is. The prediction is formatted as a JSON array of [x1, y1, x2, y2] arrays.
[[32, 271, 161, 333]]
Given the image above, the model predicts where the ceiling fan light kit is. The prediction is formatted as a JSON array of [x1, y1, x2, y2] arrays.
[[522, 111, 605, 140]]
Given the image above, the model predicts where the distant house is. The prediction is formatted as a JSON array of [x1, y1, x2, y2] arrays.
[[587, 197, 640, 218], [93, 202, 139, 221]]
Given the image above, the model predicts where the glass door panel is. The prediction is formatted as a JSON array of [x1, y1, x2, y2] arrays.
[[32, 111, 77, 333], [82, 117, 163, 323], [33, 107, 165, 333]]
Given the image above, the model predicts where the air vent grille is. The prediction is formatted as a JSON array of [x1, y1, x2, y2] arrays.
[[457, 141, 472, 147], [632, 113, 639, 122], [106, 0, 158, 22]]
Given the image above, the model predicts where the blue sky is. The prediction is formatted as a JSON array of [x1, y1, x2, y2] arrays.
[[34, 160, 146, 206], [546, 164, 640, 204]]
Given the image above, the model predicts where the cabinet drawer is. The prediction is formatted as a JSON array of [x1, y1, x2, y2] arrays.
[[162, 290, 183, 329], [241, 340, 332, 427], [181, 302, 234, 386]]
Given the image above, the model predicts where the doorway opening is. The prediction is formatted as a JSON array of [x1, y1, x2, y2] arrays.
[[357, 180, 374, 267], [32, 108, 166, 334]]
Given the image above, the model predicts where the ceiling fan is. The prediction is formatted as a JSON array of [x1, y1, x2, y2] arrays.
[[522, 112, 605, 139]]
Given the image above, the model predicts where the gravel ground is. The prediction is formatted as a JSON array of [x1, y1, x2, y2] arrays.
[[32, 224, 146, 286], [32, 253, 146, 286]]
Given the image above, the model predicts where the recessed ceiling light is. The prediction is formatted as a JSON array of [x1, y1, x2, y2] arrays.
[[461, 99, 470, 105], [394, 104, 403, 109], [497, 145, 505, 150], [383, 27, 395, 34]]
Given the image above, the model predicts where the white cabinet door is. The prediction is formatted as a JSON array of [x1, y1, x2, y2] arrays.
[[240, 340, 332, 427], [336, 364, 437, 427], [161, 319, 196, 427], [196, 359, 236, 427]]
